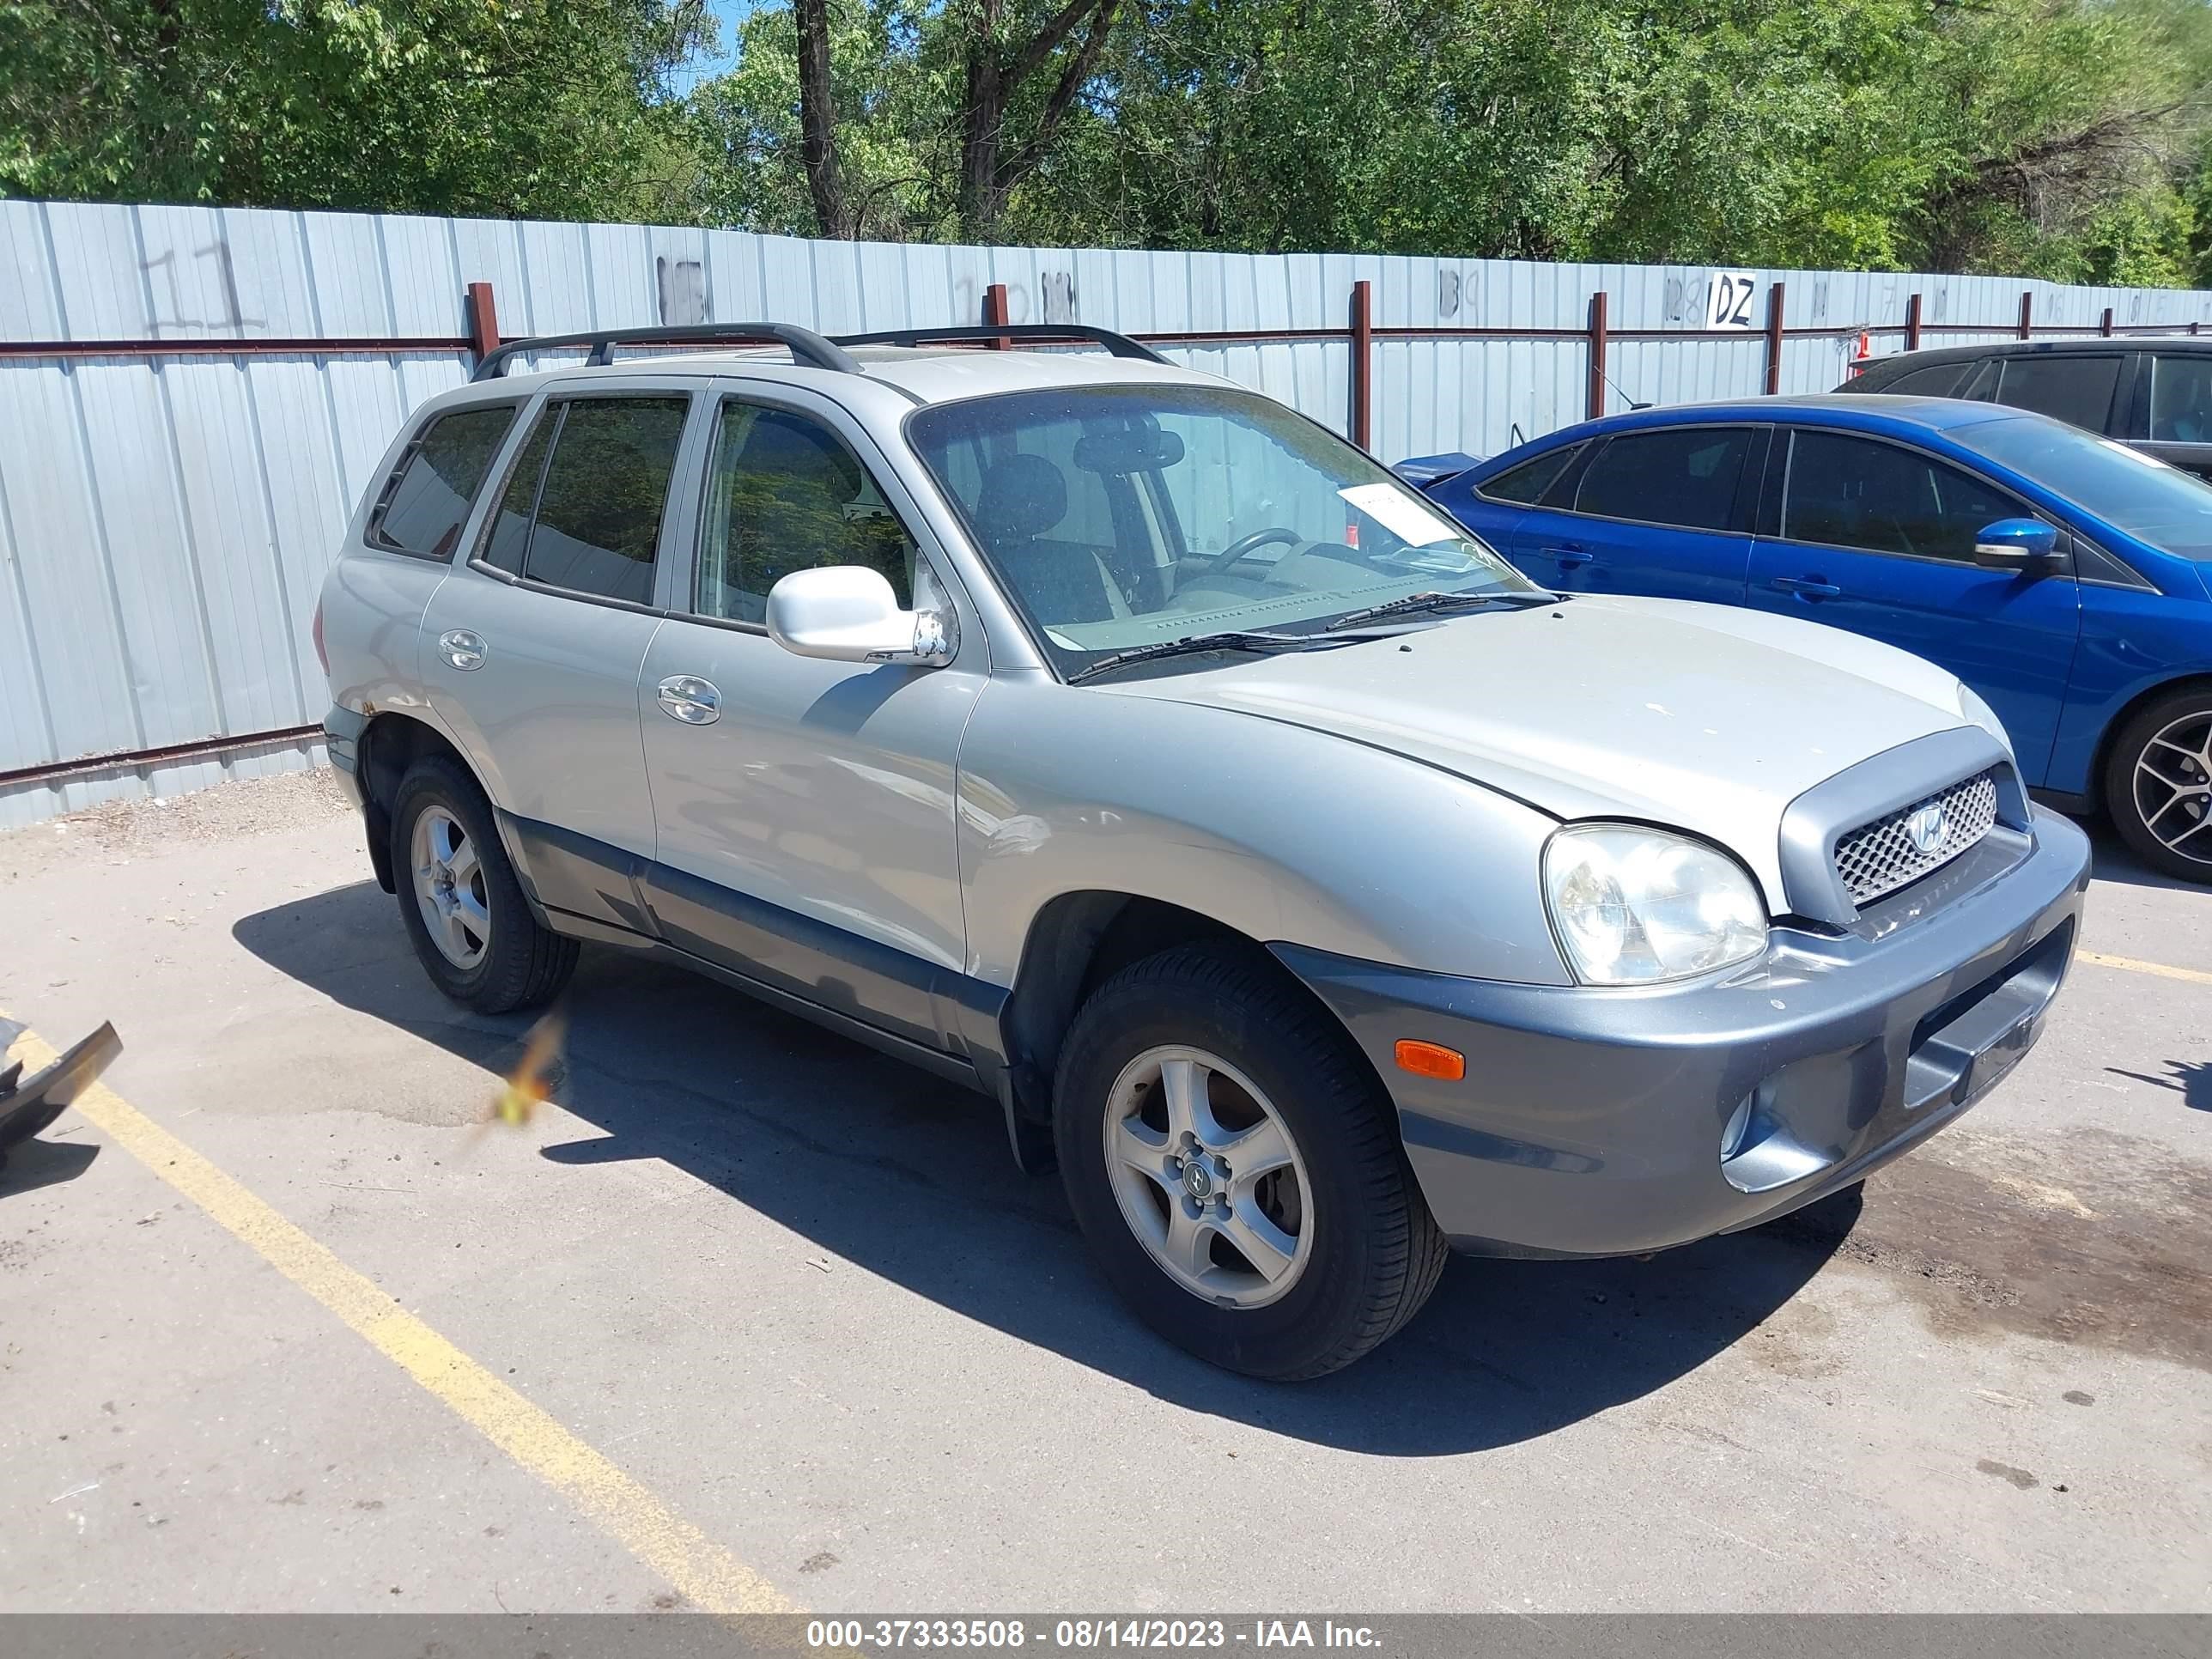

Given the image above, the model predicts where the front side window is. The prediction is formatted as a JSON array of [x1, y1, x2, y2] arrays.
[[1954, 410, 2212, 562], [476, 396, 688, 604], [1993, 355, 2123, 432], [1478, 443, 1583, 505], [369, 404, 518, 559], [2149, 355, 2212, 442], [907, 385, 1535, 675], [1782, 430, 2020, 563], [1574, 427, 1753, 532], [695, 401, 916, 624]]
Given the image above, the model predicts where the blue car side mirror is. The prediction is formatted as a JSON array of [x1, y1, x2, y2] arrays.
[[1972, 518, 2062, 572]]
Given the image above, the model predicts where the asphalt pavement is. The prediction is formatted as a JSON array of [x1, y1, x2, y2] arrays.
[[2, 770, 2208, 1613]]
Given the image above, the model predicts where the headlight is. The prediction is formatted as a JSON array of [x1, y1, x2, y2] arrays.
[[1960, 685, 2013, 756], [1542, 825, 1769, 985]]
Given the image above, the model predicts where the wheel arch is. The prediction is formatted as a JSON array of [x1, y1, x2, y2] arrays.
[[2089, 671, 2212, 815], [995, 890, 1388, 1142], [354, 712, 478, 893]]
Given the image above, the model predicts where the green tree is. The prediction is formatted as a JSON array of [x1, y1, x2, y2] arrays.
[[1, 0, 714, 219]]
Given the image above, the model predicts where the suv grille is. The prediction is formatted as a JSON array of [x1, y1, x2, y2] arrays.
[[1832, 770, 2000, 906]]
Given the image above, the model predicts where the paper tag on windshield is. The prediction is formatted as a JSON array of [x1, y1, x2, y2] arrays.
[[1338, 483, 1463, 548]]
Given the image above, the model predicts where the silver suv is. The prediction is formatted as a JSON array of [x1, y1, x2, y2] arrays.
[[317, 321, 2091, 1378]]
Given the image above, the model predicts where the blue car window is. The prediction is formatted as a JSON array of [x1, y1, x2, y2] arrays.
[[2150, 356, 2212, 442], [1954, 412, 2212, 561], [1782, 431, 2018, 564], [1478, 443, 1583, 505], [1575, 428, 1753, 532]]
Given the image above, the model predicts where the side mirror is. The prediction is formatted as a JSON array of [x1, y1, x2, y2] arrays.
[[1972, 518, 2062, 572], [765, 566, 953, 665]]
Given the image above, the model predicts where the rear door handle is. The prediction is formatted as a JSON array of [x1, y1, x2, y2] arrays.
[[437, 630, 487, 671], [655, 675, 721, 726], [1540, 544, 1596, 568], [1770, 576, 1841, 599]]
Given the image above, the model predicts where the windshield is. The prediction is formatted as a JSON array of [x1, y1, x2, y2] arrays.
[[907, 385, 1538, 674], [1949, 412, 2212, 562]]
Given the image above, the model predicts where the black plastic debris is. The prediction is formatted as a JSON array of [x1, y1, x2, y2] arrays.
[[0, 1022, 120, 1169]]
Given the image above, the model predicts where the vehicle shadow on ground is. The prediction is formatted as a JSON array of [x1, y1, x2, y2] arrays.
[[0, 1135, 99, 1199], [234, 880, 1855, 1455], [2084, 818, 2207, 894]]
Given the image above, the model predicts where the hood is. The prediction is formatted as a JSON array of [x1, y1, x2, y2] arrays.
[[1101, 594, 1989, 907]]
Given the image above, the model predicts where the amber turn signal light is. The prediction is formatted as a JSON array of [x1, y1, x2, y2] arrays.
[[1393, 1039, 1466, 1081]]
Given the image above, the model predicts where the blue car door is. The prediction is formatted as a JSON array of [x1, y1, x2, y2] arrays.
[[1746, 426, 2083, 781], [1506, 423, 1763, 600]]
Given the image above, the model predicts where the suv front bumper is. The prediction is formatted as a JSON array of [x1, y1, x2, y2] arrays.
[[1275, 807, 2091, 1258]]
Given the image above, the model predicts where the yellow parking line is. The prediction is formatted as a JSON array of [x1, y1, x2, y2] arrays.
[[2080, 950, 2212, 987], [3, 1018, 799, 1617]]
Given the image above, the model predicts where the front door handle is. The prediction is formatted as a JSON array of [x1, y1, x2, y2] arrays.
[[1771, 575, 1842, 599], [656, 675, 721, 726], [437, 630, 487, 671]]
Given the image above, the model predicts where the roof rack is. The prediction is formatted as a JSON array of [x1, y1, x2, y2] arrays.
[[470, 322, 858, 381], [832, 323, 1169, 363]]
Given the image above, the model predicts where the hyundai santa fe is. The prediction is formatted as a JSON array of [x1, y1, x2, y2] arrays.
[[316, 321, 2089, 1378]]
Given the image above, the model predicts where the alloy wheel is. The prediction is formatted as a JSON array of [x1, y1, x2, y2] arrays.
[[410, 805, 491, 969], [1102, 1044, 1315, 1309], [2132, 711, 2212, 866]]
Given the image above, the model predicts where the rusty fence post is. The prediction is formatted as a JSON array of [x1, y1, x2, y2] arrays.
[[465, 281, 500, 368], [2101, 307, 2116, 337], [984, 282, 1010, 348], [1763, 281, 1785, 395], [1905, 292, 1923, 353], [1350, 279, 1374, 450], [2018, 291, 2033, 339], [1586, 290, 1608, 420]]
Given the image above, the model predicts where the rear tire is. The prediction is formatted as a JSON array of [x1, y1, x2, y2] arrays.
[[2103, 688, 2212, 882], [1054, 944, 1447, 1380], [389, 756, 577, 1014]]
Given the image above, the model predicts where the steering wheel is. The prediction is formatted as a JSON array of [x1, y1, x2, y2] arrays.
[[1199, 526, 1303, 577]]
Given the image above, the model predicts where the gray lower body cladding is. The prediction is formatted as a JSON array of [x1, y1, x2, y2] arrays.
[[1274, 807, 2092, 1260]]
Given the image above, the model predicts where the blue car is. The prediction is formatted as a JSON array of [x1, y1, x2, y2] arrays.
[[1421, 394, 2212, 880]]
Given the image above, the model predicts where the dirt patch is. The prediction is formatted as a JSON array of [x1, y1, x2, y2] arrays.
[[0, 769, 350, 884], [1779, 1124, 2212, 1371]]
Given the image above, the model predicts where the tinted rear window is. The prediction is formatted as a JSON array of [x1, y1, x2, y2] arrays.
[[1993, 355, 2122, 431], [1575, 428, 1753, 532], [2149, 355, 2212, 442], [524, 398, 688, 603], [369, 405, 518, 558]]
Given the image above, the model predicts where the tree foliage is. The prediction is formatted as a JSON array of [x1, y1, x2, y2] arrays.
[[7, 0, 2212, 286], [1, 0, 714, 219]]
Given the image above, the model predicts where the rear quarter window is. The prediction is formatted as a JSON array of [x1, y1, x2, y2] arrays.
[[368, 404, 520, 559], [1875, 362, 1972, 397], [1476, 443, 1583, 505]]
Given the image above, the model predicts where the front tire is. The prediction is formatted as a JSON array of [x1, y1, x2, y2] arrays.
[[389, 756, 578, 1013], [1054, 945, 1447, 1380], [2105, 689, 2212, 882]]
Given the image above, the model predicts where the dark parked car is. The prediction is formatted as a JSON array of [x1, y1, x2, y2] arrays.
[[1839, 337, 2212, 479], [1420, 394, 2212, 879]]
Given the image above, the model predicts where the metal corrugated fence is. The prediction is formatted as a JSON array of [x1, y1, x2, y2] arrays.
[[4, 198, 2210, 826]]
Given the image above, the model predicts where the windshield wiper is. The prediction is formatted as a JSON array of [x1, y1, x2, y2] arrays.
[[1065, 629, 1373, 684], [1322, 589, 1559, 631]]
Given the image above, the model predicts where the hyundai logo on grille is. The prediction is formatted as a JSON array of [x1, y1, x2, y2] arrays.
[[1905, 803, 1948, 855]]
